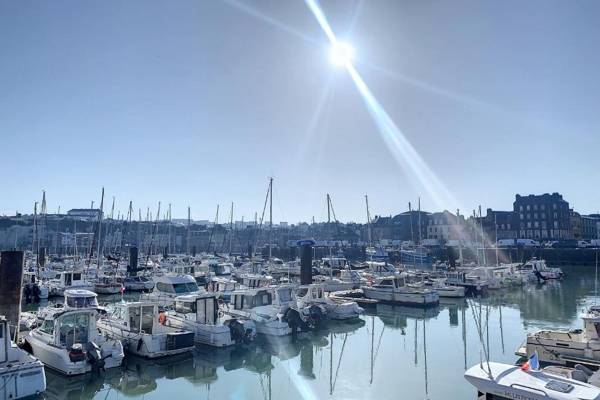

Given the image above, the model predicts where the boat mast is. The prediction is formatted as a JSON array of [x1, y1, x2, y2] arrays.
[[268, 177, 273, 260], [97, 187, 105, 273], [186, 206, 191, 256], [495, 214, 499, 267], [479, 205, 487, 265], [229, 202, 234, 255], [418, 197, 423, 269], [457, 209, 464, 266], [168, 203, 172, 256], [365, 195, 372, 248]]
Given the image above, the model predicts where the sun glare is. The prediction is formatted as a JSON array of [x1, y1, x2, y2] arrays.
[[329, 41, 354, 67]]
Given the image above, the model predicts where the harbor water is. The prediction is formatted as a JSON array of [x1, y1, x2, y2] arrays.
[[29, 265, 596, 400]]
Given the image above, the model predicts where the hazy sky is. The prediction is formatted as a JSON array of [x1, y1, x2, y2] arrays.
[[1, 0, 599, 222]]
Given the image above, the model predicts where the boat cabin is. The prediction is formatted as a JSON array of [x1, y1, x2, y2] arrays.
[[365, 261, 397, 274], [175, 294, 219, 326], [57, 271, 87, 287], [239, 274, 272, 289], [64, 289, 99, 309], [296, 284, 325, 301], [231, 289, 273, 311], [35, 308, 98, 350], [372, 276, 406, 289], [153, 275, 201, 296], [109, 302, 160, 334]]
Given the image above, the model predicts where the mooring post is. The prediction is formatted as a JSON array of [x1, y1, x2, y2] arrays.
[[0, 250, 24, 339]]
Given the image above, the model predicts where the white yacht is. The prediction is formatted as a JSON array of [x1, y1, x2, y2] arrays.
[[97, 301, 195, 358], [465, 362, 600, 400], [0, 316, 46, 399], [47, 271, 94, 297], [237, 273, 273, 289], [25, 304, 124, 375], [518, 306, 600, 366], [165, 293, 256, 347], [295, 283, 363, 321], [226, 288, 292, 337], [362, 275, 439, 307], [363, 261, 397, 275], [143, 274, 204, 307]]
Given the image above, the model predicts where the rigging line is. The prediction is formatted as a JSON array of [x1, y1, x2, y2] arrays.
[[253, 180, 271, 253]]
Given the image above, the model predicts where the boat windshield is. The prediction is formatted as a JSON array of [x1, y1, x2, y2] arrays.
[[173, 282, 199, 294], [67, 296, 98, 308], [278, 289, 293, 302], [59, 313, 90, 348]]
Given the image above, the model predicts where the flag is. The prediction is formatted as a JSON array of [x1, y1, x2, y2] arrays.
[[521, 352, 540, 371]]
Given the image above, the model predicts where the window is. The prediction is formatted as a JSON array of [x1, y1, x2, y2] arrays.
[[533, 205, 538, 210], [526, 205, 530, 211], [67, 295, 98, 309], [554, 221, 558, 229], [527, 213, 531, 219], [553, 204, 557, 210], [59, 313, 90, 348], [156, 282, 174, 293], [39, 319, 54, 335], [534, 221, 539, 228], [175, 301, 196, 314], [541, 204, 545, 210], [527, 222, 531, 228], [541, 213, 545, 219], [130, 307, 141, 331], [73, 273, 82, 281], [141, 306, 154, 333], [520, 213, 524, 220], [534, 213, 538, 219], [519, 206, 523, 211]]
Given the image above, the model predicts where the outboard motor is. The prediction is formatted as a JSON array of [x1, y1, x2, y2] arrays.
[[228, 319, 246, 345], [283, 308, 307, 337], [307, 305, 325, 330], [86, 342, 105, 371], [69, 343, 86, 362]]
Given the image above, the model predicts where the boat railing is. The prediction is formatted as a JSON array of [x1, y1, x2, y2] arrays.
[[509, 383, 549, 397]]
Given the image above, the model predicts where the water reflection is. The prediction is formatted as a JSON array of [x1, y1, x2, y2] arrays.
[[39, 266, 600, 400]]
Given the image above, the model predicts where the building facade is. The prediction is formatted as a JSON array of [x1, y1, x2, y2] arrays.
[[513, 193, 571, 240]]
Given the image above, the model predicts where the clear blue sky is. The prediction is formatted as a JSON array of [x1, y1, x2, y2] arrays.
[[1, 0, 599, 222]]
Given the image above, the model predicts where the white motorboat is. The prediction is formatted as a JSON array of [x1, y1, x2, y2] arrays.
[[295, 283, 363, 321], [518, 305, 600, 366], [24, 305, 124, 375], [236, 273, 273, 289], [143, 274, 204, 307], [123, 275, 155, 292], [314, 269, 365, 292], [227, 288, 292, 337], [363, 261, 397, 275], [47, 271, 94, 297], [522, 258, 564, 281], [165, 293, 256, 347], [208, 276, 244, 302], [94, 276, 123, 295], [97, 301, 195, 358], [0, 316, 46, 399], [424, 278, 465, 298], [362, 275, 439, 307], [465, 361, 600, 400]]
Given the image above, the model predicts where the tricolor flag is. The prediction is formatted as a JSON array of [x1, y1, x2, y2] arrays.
[[521, 352, 540, 371]]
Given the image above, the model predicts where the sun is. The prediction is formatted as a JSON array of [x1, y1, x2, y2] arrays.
[[329, 41, 354, 67]]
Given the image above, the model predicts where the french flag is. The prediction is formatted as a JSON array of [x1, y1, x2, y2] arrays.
[[521, 352, 540, 371]]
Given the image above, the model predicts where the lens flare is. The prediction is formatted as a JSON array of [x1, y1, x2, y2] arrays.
[[329, 41, 354, 67]]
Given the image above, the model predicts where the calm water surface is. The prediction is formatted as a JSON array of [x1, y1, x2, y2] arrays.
[[34, 266, 598, 400]]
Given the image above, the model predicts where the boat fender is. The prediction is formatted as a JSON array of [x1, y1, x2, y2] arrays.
[[158, 312, 167, 325]]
